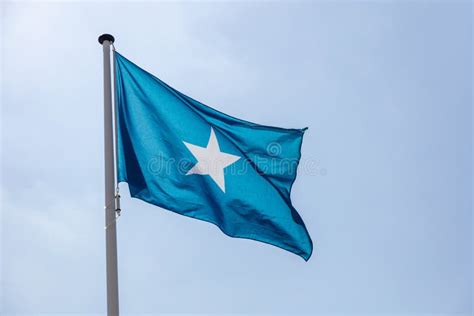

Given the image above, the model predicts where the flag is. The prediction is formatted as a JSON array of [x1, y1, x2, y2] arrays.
[[114, 52, 313, 260]]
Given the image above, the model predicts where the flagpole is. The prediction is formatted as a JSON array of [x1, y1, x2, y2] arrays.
[[98, 33, 119, 316]]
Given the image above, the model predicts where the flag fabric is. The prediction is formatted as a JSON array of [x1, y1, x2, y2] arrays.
[[114, 52, 313, 260]]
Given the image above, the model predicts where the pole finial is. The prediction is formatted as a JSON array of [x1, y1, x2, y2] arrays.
[[98, 34, 115, 44]]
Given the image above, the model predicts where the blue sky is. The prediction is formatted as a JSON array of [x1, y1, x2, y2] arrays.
[[1, 1, 472, 315]]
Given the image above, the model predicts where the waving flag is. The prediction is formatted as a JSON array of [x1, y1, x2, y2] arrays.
[[114, 52, 313, 260]]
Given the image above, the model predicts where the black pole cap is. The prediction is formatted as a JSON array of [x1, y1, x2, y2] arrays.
[[98, 34, 115, 44]]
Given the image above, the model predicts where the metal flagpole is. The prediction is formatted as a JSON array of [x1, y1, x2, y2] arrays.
[[98, 33, 119, 316]]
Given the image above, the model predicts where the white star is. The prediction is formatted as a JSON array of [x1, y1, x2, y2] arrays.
[[183, 127, 241, 193]]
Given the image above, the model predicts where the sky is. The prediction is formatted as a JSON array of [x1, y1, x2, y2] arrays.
[[1, 1, 472, 315]]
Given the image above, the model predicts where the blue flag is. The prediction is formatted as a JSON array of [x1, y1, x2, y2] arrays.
[[115, 52, 313, 260]]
